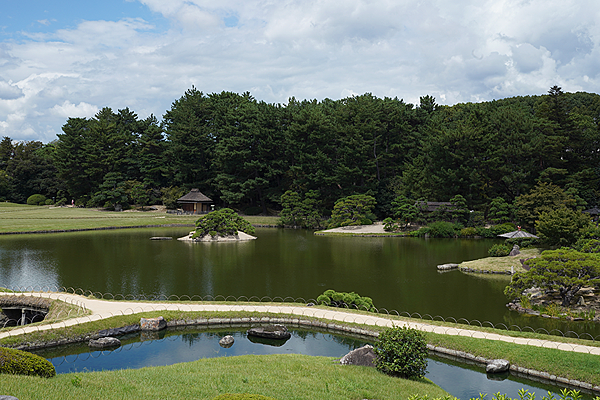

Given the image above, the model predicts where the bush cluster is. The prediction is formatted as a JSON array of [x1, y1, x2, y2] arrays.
[[410, 221, 462, 238], [488, 243, 511, 257], [192, 208, 256, 238], [374, 326, 428, 379], [316, 289, 375, 312], [26, 194, 47, 206], [0, 347, 56, 378]]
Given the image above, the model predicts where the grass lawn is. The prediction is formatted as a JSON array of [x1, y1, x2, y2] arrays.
[[458, 248, 541, 274], [0, 354, 449, 400], [0, 203, 280, 234]]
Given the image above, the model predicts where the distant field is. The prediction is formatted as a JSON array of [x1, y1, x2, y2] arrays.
[[0, 203, 279, 234]]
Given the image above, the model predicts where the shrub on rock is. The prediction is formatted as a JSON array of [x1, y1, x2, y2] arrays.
[[374, 326, 428, 379], [0, 347, 56, 378], [192, 208, 255, 239]]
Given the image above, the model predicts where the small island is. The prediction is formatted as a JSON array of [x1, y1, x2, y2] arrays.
[[178, 208, 257, 242]]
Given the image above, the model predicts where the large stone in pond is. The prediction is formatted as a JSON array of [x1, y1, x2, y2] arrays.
[[89, 337, 121, 349], [0, 396, 20, 400], [339, 344, 376, 367], [219, 335, 235, 348], [247, 325, 291, 340], [140, 316, 166, 331], [486, 359, 510, 373]]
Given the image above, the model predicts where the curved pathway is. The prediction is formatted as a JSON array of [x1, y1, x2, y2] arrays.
[[1, 292, 599, 357]]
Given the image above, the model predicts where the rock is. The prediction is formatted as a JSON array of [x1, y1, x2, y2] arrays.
[[486, 359, 510, 373], [247, 325, 291, 340], [437, 263, 458, 271], [0, 396, 20, 400], [339, 344, 377, 367], [219, 335, 235, 348], [509, 244, 520, 256], [89, 337, 121, 348], [576, 296, 586, 306], [140, 316, 167, 331]]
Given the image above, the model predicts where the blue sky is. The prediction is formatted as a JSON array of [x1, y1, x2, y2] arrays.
[[1, 0, 599, 142]]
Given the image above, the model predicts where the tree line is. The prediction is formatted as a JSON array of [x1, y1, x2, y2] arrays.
[[1, 86, 599, 221]]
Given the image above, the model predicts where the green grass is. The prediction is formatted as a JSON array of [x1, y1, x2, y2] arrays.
[[0, 203, 280, 234], [0, 354, 449, 400], [459, 248, 541, 273]]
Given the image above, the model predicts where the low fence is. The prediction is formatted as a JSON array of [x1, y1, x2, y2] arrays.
[[2, 285, 600, 345]]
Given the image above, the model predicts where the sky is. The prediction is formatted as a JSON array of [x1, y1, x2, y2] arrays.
[[1, 0, 599, 143]]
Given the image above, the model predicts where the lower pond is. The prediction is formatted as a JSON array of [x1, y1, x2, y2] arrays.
[[32, 327, 595, 400], [0, 227, 598, 337]]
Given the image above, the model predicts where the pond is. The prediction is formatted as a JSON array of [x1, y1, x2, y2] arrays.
[[0, 227, 598, 337], [32, 327, 595, 400]]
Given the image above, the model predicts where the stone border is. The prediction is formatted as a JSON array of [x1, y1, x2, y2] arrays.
[[0, 224, 195, 236], [459, 267, 512, 275], [12, 316, 600, 394]]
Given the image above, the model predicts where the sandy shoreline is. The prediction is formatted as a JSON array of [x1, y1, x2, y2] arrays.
[[317, 222, 389, 234]]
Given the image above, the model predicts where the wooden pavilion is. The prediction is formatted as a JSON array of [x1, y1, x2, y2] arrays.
[[177, 189, 213, 214]]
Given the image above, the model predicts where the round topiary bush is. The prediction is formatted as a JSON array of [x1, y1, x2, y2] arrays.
[[26, 194, 46, 206], [0, 347, 56, 378], [212, 394, 277, 400], [374, 326, 428, 379], [488, 243, 511, 257]]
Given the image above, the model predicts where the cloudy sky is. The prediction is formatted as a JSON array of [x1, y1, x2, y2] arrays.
[[1, 0, 599, 143]]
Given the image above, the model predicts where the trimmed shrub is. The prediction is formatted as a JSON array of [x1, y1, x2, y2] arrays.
[[475, 227, 496, 238], [316, 289, 375, 312], [460, 227, 478, 237], [374, 326, 428, 379], [212, 394, 277, 400], [26, 194, 46, 206], [422, 221, 460, 238], [0, 347, 56, 378], [488, 243, 511, 257], [505, 237, 540, 248], [491, 222, 517, 235]]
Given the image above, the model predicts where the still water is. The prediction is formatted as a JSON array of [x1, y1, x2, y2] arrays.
[[0, 227, 598, 336], [33, 327, 593, 400]]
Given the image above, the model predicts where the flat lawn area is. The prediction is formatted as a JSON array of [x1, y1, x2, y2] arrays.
[[458, 248, 541, 273], [0, 354, 448, 400], [0, 203, 279, 233]]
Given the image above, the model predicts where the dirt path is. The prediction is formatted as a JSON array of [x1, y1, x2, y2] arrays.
[[2, 292, 599, 356]]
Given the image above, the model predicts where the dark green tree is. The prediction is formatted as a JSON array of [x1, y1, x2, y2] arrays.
[[513, 182, 577, 230], [535, 207, 590, 247], [192, 208, 255, 238], [329, 194, 376, 227], [90, 172, 128, 209], [279, 190, 322, 228], [505, 248, 600, 307]]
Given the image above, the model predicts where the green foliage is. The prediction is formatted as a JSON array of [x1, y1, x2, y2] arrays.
[[491, 223, 517, 235], [574, 239, 600, 253], [161, 186, 185, 209], [460, 227, 478, 237], [374, 326, 428, 379], [316, 289, 375, 312], [466, 388, 590, 400], [504, 248, 600, 307], [26, 194, 46, 206], [127, 181, 150, 208], [192, 208, 255, 238], [514, 182, 577, 229], [279, 190, 322, 228], [391, 195, 419, 228], [90, 172, 128, 209], [243, 206, 262, 216], [383, 217, 401, 232], [505, 237, 540, 248], [413, 221, 460, 238], [488, 244, 511, 257], [329, 194, 377, 228], [212, 394, 277, 400], [536, 207, 590, 247], [450, 194, 469, 224], [0, 347, 55, 378], [488, 197, 512, 223], [44, 198, 53, 205]]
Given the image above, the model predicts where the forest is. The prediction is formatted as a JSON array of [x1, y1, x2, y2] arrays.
[[1, 86, 598, 222]]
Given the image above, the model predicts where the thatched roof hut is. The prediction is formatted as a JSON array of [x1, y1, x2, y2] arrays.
[[177, 189, 213, 214]]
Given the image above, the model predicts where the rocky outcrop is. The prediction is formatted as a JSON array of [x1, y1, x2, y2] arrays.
[[437, 263, 458, 271], [89, 337, 121, 349], [486, 359, 510, 373], [140, 316, 167, 331], [247, 325, 291, 340], [339, 344, 377, 367], [509, 245, 520, 256], [178, 231, 257, 242]]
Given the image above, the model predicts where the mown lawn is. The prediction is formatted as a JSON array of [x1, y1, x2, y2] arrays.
[[0, 203, 279, 234]]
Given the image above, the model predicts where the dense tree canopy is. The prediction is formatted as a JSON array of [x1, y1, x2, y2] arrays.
[[0, 87, 598, 219]]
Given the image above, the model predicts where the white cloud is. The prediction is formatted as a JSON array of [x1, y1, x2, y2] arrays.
[[51, 101, 99, 118], [1, 0, 600, 142]]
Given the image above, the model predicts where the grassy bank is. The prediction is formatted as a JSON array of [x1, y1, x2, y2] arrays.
[[0, 203, 279, 234], [458, 248, 541, 274], [0, 354, 449, 400]]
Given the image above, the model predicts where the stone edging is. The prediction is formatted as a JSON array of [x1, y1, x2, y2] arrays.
[[10, 316, 600, 394], [459, 267, 512, 275], [0, 224, 195, 235]]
